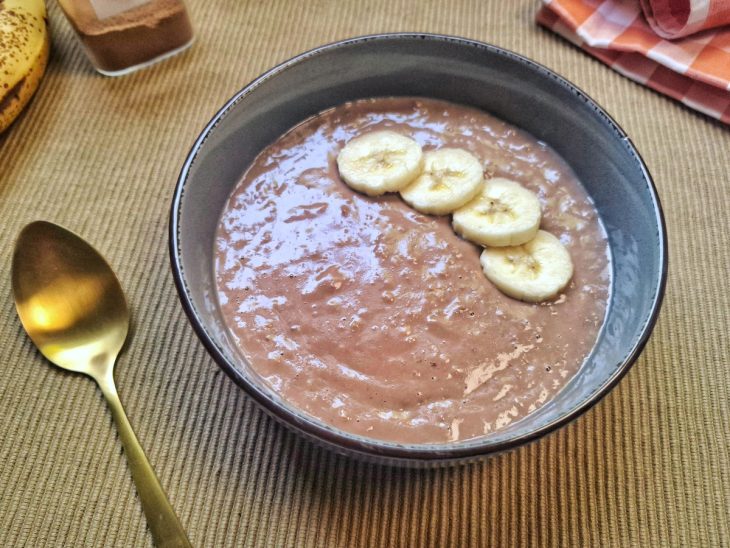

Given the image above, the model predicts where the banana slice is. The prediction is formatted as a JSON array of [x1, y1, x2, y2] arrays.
[[336, 131, 424, 196], [399, 148, 483, 215], [480, 230, 573, 303], [453, 178, 541, 247]]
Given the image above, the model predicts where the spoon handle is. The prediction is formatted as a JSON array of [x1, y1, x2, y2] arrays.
[[95, 368, 192, 548]]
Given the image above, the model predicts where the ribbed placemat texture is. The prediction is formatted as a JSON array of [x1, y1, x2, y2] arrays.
[[0, 1, 728, 546]]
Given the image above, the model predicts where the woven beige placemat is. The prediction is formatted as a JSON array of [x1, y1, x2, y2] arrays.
[[1, 1, 728, 546]]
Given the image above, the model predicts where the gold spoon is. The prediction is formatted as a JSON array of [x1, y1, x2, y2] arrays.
[[11, 221, 192, 548]]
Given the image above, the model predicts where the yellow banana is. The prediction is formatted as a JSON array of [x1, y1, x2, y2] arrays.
[[0, 0, 49, 133]]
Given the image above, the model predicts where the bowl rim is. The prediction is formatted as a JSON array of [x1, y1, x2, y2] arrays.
[[169, 32, 668, 462]]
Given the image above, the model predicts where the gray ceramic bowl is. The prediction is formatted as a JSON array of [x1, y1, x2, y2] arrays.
[[170, 33, 667, 467]]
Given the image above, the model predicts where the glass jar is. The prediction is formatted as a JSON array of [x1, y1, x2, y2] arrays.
[[57, 0, 194, 76]]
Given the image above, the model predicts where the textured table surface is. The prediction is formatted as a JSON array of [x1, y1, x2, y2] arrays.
[[1, 1, 728, 546]]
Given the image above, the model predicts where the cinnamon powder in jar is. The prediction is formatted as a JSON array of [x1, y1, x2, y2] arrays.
[[57, 0, 193, 76]]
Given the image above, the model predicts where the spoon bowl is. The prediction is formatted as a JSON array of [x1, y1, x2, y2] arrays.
[[12, 221, 128, 374], [12, 221, 191, 547]]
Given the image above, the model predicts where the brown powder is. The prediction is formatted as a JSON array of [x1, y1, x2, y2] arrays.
[[57, 0, 193, 73]]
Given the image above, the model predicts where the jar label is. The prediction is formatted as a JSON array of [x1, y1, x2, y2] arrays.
[[88, 0, 152, 20]]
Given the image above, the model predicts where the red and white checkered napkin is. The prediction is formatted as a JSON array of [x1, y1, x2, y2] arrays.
[[537, 0, 730, 124]]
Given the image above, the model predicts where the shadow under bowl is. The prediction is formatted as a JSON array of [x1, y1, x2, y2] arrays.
[[170, 33, 667, 467]]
